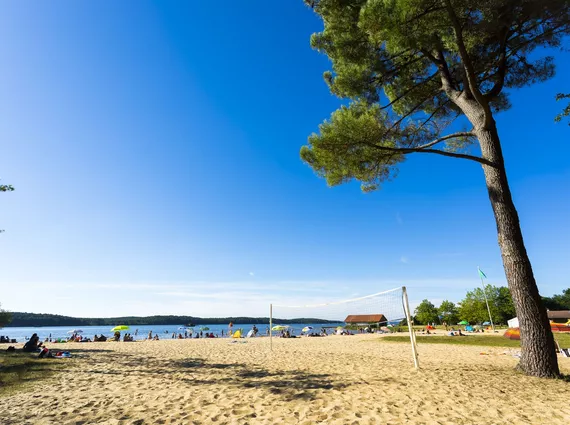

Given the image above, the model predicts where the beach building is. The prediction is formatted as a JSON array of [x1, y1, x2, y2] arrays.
[[547, 310, 570, 324], [344, 314, 387, 328]]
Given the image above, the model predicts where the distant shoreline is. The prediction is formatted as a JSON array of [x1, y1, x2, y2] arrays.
[[5, 312, 340, 327]]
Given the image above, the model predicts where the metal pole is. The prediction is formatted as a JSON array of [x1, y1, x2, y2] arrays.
[[402, 286, 419, 369], [269, 303, 273, 351], [479, 273, 495, 332]]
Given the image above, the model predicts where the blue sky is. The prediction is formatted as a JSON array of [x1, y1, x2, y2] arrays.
[[0, 1, 569, 318]]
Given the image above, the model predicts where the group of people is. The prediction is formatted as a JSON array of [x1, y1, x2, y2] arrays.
[[147, 331, 160, 340], [14, 323, 302, 346], [123, 333, 134, 342], [279, 329, 296, 338], [68, 333, 92, 342], [0, 335, 16, 344], [172, 332, 217, 339]]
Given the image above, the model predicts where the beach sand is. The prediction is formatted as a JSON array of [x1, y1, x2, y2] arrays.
[[1, 334, 569, 424]]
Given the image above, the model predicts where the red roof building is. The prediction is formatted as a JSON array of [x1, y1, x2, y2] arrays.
[[344, 314, 387, 325]]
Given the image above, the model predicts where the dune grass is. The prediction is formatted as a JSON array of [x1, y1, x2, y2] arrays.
[[0, 351, 66, 396], [380, 333, 570, 348]]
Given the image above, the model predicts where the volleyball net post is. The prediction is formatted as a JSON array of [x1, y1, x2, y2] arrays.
[[402, 286, 419, 369], [269, 303, 273, 351]]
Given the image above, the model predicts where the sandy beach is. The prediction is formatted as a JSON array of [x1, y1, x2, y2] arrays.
[[1, 334, 570, 424]]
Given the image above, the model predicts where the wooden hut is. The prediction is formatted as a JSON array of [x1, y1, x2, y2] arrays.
[[547, 310, 570, 324], [344, 314, 387, 328]]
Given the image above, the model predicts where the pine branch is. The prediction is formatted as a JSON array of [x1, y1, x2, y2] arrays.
[[485, 28, 510, 100], [422, 48, 460, 99], [379, 73, 438, 110], [368, 143, 492, 166], [417, 99, 453, 130], [362, 132, 489, 166], [444, 0, 487, 108], [415, 131, 475, 149]]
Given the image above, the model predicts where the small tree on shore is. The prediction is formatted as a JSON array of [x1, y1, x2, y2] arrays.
[[542, 288, 570, 310], [1, 181, 14, 233], [414, 299, 439, 325], [438, 300, 459, 325], [301, 0, 569, 377], [0, 303, 11, 328]]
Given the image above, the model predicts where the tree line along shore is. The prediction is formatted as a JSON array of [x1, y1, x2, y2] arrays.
[[1, 312, 337, 328]]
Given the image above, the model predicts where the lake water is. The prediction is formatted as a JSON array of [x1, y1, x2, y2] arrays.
[[0, 322, 344, 342]]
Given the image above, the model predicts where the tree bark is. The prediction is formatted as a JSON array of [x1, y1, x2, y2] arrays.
[[476, 122, 560, 378]]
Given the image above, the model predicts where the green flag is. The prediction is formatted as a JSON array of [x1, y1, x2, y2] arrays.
[[478, 267, 487, 279]]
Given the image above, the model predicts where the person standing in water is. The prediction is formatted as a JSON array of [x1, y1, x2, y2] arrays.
[[228, 321, 233, 336]]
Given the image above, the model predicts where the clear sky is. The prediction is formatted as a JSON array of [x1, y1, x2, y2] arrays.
[[0, 1, 569, 318]]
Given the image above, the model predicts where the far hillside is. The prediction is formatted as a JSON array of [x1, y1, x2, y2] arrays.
[[5, 312, 338, 327]]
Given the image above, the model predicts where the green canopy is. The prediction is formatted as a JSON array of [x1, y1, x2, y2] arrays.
[[111, 325, 130, 332], [458, 320, 469, 325]]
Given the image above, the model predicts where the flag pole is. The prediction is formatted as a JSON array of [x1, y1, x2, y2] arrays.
[[478, 267, 495, 332]]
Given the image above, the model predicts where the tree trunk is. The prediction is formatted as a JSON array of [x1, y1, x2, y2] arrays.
[[477, 122, 560, 378]]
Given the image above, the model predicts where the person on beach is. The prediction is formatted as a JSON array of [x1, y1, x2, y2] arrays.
[[23, 333, 42, 352], [148, 331, 153, 340], [228, 322, 233, 335]]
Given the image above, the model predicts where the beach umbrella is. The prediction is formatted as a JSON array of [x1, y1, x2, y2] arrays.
[[271, 325, 288, 331], [503, 328, 520, 340], [67, 329, 83, 334], [458, 320, 469, 325], [302, 326, 313, 333], [111, 325, 130, 332]]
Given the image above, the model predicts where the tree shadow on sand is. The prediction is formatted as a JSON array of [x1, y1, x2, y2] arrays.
[[78, 353, 353, 401], [168, 358, 351, 401]]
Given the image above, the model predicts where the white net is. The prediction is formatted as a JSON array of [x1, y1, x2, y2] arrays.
[[271, 286, 407, 332]]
